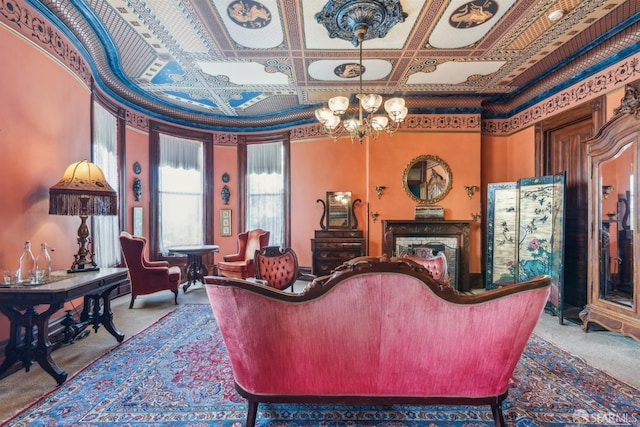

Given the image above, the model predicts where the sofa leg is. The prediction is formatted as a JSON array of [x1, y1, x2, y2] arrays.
[[129, 295, 136, 309], [172, 289, 179, 305], [246, 400, 258, 427], [491, 402, 505, 427]]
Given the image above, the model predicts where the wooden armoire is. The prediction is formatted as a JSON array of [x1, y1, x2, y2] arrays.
[[580, 85, 640, 342]]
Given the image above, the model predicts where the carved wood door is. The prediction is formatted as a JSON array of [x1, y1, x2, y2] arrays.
[[536, 100, 604, 310]]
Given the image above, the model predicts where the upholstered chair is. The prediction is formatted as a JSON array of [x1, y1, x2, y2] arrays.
[[119, 232, 181, 308], [403, 250, 449, 283], [254, 246, 310, 292], [217, 229, 270, 279]]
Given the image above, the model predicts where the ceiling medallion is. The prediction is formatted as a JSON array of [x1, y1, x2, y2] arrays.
[[315, 0, 407, 47], [314, 0, 408, 144]]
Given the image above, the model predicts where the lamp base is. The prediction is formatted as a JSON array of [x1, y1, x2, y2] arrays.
[[68, 266, 100, 274], [68, 214, 99, 274]]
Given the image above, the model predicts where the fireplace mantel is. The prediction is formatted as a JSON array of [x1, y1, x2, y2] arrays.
[[381, 220, 471, 291]]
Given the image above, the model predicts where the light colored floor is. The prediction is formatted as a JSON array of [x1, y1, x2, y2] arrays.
[[0, 280, 639, 422]]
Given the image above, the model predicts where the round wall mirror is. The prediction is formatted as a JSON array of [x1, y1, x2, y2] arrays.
[[402, 155, 452, 204]]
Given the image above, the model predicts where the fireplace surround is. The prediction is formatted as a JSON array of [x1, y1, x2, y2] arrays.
[[381, 219, 471, 291]]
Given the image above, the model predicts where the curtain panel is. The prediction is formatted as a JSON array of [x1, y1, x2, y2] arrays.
[[247, 142, 284, 246], [92, 102, 120, 267]]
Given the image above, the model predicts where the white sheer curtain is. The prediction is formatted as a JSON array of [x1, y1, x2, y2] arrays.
[[92, 102, 120, 267], [247, 142, 284, 246], [158, 134, 204, 255]]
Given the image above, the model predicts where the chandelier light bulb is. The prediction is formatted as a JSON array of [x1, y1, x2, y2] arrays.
[[360, 94, 383, 113], [393, 106, 408, 122], [370, 115, 389, 131], [384, 97, 405, 115], [324, 114, 341, 130], [328, 96, 349, 115], [315, 107, 334, 124], [343, 118, 360, 133]]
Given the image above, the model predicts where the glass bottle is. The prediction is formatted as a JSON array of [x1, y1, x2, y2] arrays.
[[36, 242, 52, 279], [18, 241, 36, 283]]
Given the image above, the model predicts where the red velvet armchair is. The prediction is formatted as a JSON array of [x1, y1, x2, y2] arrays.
[[119, 232, 181, 308], [217, 229, 270, 279]]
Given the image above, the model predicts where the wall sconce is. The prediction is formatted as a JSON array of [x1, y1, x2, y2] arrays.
[[464, 185, 479, 199], [133, 177, 142, 201], [602, 185, 614, 198], [374, 186, 386, 199], [371, 212, 379, 222], [221, 185, 230, 205], [471, 212, 481, 222]]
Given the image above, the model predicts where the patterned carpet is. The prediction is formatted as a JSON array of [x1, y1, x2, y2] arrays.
[[4, 304, 640, 426]]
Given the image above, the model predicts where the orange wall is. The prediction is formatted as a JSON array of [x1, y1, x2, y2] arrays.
[[212, 145, 239, 258], [0, 27, 92, 338], [481, 126, 536, 187], [124, 127, 150, 236], [0, 27, 91, 271], [291, 130, 482, 272]]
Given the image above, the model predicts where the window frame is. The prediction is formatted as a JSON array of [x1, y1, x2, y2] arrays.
[[238, 132, 291, 248], [149, 121, 213, 260]]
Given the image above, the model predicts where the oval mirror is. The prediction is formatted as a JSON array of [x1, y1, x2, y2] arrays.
[[402, 155, 452, 204]]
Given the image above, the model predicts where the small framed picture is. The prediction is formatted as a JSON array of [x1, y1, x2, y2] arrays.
[[220, 209, 232, 237], [133, 207, 143, 236]]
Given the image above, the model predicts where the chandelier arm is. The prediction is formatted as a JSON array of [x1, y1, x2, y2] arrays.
[[315, 7, 406, 144], [358, 29, 364, 124]]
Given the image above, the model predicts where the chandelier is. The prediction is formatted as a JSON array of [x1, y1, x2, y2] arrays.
[[314, 0, 408, 144]]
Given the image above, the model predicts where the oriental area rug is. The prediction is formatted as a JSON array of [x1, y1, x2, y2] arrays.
[[4, 304, 640, 426]]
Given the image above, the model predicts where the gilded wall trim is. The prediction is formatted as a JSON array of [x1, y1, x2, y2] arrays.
[[483, 54, 640, 135], [288, 114, 481, 141]]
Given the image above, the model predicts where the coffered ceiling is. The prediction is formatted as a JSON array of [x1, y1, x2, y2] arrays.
[[32, 0, 640, 131]]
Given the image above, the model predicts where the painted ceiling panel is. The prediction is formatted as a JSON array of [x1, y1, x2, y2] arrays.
[[407, 60, 507, 85], [198, 61, 289, 85], [214, 0, 285, 49], [32, 0, 638, 130], [308, 60, 393, 82], [429, 0, 517, 49]]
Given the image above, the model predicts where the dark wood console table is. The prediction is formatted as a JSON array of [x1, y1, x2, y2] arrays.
[[0, 268, 129, 384], [382, 220, 471, 291]]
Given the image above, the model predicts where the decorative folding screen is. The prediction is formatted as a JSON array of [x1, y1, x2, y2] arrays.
[[486, 173, 566, 322]]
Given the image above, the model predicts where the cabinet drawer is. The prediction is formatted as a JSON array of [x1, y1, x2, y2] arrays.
[[313, 241, 363, 249], [315, 230, 363, 238], [314, 249, 362, 260]]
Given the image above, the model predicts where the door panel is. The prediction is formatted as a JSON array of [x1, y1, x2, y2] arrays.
[[546, 119, 593, 308]]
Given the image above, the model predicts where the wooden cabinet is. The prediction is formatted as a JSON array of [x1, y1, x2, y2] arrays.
[[311, 230, 365, 276], [580, 86, 640, 342]]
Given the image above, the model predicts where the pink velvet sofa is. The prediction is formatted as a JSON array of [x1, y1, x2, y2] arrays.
[[205, 256, 551, 427]]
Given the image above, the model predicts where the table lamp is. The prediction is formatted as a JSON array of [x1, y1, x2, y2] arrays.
[[49, 160, 117, 273]]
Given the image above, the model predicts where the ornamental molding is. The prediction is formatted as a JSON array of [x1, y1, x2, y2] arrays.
[[289, 114, 481, 141], [482, 54, 640, 135]]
